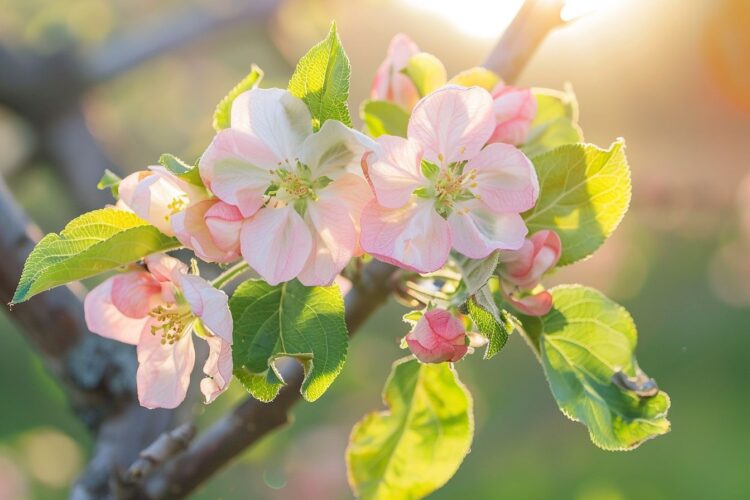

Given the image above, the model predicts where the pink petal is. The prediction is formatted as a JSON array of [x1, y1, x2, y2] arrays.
[[118, 169, 192, 236], [198, 128, 274, 217], [300, 119, 378, 180], [136, 326, 196, 409], [360, 198, 450, 273], [501, 230, 562, 289], [204, 201, 244, 252], [465, 142, 539, 213], [180, 274, 233, 344], [502, 286, 553, 317], [448, 199, 528, 259], [424, 309, 465, 341], [172, 200, 241, 263], [297, 197, 357, 286], [200, 335, 233, 404], [110, 271, 162, 318], [144, 253, 188, 284], [230, 88, 312, 163], [324, 174, 373, 256], [84, 277, 150, 345], [407, 86, 495, 165], [364, 135, 425, 209], [406, 310, 467, 363], [240, 205, 313, 285], [489, 85, 537, 146], [371, 34, 421, 110]]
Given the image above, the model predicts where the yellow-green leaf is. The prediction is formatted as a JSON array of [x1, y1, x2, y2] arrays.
[[520, 285, 671, 450], [347, 357, 473, 500], [12, 209, 180, 303], [523, 140, 631, 266], [449, 66, 500, 91], [288, 22, 351, 129], [361, 99, 409, 138], [402, 52, 447, 97], [521, 86, 583, 157]]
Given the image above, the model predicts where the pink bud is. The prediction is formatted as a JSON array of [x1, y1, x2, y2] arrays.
[[488, 84, 537, 146], [371, 34, 421, 110], [405, 309, 468, 363], [171, 199, 243, 263], [502, 288, 554, 317], [499, 230, 561, 290]]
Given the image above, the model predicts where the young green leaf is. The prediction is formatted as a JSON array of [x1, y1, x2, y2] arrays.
[[347, 357, 473, 500], [96, 169, 122, 198], [523, 140, 631, 266], [521, 87, 583, 157], [229, 279, 348, 402], [212, 64, 264, 131], [453, 251, 500, 296], [361, 100, 409, 138], [12, 209, 180, 303], [467, 296, 510, 359], [158, 153, 205, 188], [288, 22, 351, 129], [401, 52, 447, 97], [448, 66, 500, 91], [520, 285, 671, 451]]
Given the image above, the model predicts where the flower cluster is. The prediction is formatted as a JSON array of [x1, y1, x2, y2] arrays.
[[84, 33, 551, 406]]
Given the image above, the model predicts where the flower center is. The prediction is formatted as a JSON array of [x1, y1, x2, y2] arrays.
[[417, 161, 477, 218], [268, 161, 332, 215], [149, 304, 194, 345], [165, 195, 188, 220]]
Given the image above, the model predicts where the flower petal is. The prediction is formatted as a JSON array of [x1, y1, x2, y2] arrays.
[[180, 274, 233, 344], [200, 335, 233, 403], [360, 198, 450, 273], [364, 135, 425, 209], [448, 199, 528, 259], [110, 271, 162, 318], [489, 85, 537, 146], [324, 174, 374, 256], [118, 169, 195, 236], [465, 142, 539, 213], [198, 128, 275, 217], [231, 88, 312, 163], [144, 253, 188, 284], [298, 197, 357, 286], [407, 86, 495, 165], [240, 206, 313, 285], [502, 284, 554, 317], [84, 277, 150, 345], [371, 34, 421, 110], [300, 119, 378, 180], [172, 200, 241, 263], [136, 327, 196, 409]]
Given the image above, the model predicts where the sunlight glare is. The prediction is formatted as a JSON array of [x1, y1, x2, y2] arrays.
[[401, 0, 526, 39]]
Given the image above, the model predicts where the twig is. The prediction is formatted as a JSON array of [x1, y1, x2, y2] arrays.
[[136, 4, 569, 496], [126, 423, 197, 481]]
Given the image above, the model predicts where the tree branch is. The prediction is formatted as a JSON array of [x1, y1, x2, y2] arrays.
[[136, 2, 567, 497]]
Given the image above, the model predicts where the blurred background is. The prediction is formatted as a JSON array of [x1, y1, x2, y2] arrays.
[[1, 0, 749, 498]]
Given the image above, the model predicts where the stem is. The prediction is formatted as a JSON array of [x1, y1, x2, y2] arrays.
[[211, 261, 251, 289]]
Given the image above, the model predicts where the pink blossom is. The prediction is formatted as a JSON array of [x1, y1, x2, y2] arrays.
[[371, 34, 421, 110], [360, 86, 539, 273], [199, 88, 377, 286], [405, 309, 467, 363], [171, 199, 243, 263], [117, 166, 207, 236], [84, 254, 232, 409], [487, 84, 537, 146], [498, 230, 562, 316]]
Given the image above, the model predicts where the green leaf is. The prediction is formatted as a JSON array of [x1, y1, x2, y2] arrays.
[[453, 251, 499, 296], [520, 285, 671, 450], [360, 100, 409, 138], [158, 153, 205, 188], [12, 209, 180, 303], [467, 296, 510, 359], [212, 64, 264, 132], [229, 279, 348, 402], [523, 140, 631, 266], [288, 22, 351, 129], [521, 87, 583, 158], [96, 169, 121, 198], [347, 357, 473, 500], [401, 52, 447, 97]]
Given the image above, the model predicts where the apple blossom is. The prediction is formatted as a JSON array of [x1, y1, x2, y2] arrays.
[[405, 308, 467, 363], [497, 229, 562, 316], [84, 253, 232, 409], [199, 88, 377, 286], [117, 166, 207, 236], [371, 34, 421, 110], [171, 199, 243, 263], [488, 83, 537, 146], [361, 86, 539, 273]]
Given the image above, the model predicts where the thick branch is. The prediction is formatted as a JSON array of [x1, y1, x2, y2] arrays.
[[137, 2, 567, 497]]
